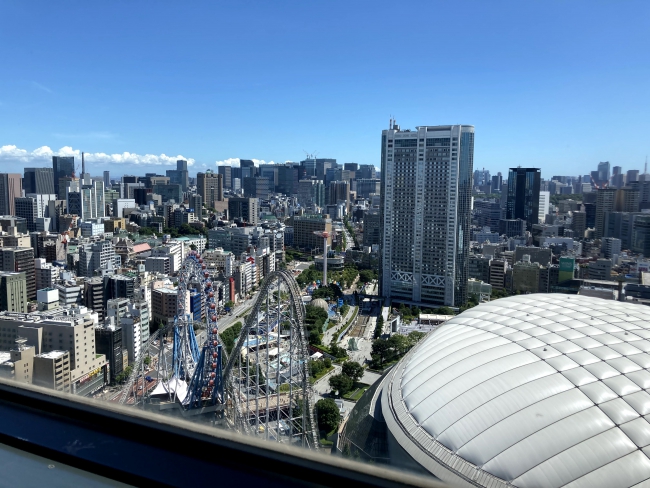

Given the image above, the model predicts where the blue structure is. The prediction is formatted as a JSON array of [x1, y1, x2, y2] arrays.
[[170, 251, 225, 411], [189, 288, 202, 322]]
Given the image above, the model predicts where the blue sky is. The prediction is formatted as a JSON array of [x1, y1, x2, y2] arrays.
[[1, 0, 649, 178]]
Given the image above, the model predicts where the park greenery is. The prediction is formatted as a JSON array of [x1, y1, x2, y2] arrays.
[[328, 360, 365, 396], [311, 284, 343, 301], [220, 321, 243, 354], [305, 305, 329, 345], [370, 331, 426, 369], [315, 398, 340, 435], [310, 357, 333, 381], [115, 365, 133, 384]]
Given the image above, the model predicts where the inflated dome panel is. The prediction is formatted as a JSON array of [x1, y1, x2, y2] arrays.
[[388, 294, 650, 488]]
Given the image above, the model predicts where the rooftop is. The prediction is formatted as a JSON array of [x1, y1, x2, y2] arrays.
[[36, 350, 67, 359], [385, 294, 650, 487]]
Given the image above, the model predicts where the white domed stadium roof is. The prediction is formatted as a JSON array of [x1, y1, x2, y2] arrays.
[[382, 294, 650, 488]]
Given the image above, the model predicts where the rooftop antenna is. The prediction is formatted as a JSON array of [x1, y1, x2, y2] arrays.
[[82, 152, 85, 176]]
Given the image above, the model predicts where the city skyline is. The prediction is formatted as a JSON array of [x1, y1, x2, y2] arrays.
[[1, 1, 649, 176]]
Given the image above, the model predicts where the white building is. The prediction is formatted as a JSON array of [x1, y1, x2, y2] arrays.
[[538, 190, 550, 222], [381, 122, 474, 307], [80, 221, 105, 237], [151, 242, 183, 273], [203, 248, 234, 277], [115, 199, 136, 219], [66, 178, 106, 221]]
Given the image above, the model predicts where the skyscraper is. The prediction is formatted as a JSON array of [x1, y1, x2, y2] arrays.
[[598, 161, 611, 183], [506, 167, 541, 229], [103, 171, 111, 188], [380, 122, 474, 307], [52, 156, 75, 200], [197, 171, 223, 208], [217, 165, 232, 189], [0, 173, 23, 216], [595, 188, 617, 239], [166, 160, 189, 191], [24, 167, 55, 195]]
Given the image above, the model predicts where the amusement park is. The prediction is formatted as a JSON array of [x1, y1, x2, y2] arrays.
[[115, 250, 320, 449]]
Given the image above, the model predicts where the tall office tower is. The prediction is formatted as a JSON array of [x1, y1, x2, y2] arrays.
[[23, 167, 55, 195], [595, 188, 617, 239], [228, 197, 258, 225], [627, 169, 640, 184], [166, 160, 189, 191], [217, 165, 232, 189], [133, 188, 152, 206], [356, 178, 381, 198], [15, 195, 56, 232], [380, 122, 474, 307], [315, 159, 336, 180], [196, 171, 223, 209], [572, 211, 587, 240], [297, 179, 325, 208], [239, 159, 257, 179], [506, 167, 541, 229], [277, 164, 300, 195], [52, 156, 75, 199], [188, 194, 203, 216], [103, 171, 110, 188], [66, 179, 106, 221], [0, 247, 35, 300], [328, 180, 351, 211], [300, 158, 317, 177], [616, 187, 640, 213], [611, 166, 624, 188], [491, 174, 503, 192], [357, 164, 377, 180], [243, 176, 270, 200], [598, 161, 611, 183], [0, 173, 22, 216], [258, 164, 279, 192]]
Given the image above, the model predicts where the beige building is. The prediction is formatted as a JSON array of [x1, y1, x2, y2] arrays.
[[197, 171, 224, 209], [33, 350, 71, 393], [0, 271, 28, 312], [0, 306, 107, 396], [0, 340, 35, 384], [152, 287, 188, 326], [293, 215, 332, 250]]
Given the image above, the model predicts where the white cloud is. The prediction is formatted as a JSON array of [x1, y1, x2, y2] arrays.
[[0, 145, 194, 167], [214, 158, 279, 167]]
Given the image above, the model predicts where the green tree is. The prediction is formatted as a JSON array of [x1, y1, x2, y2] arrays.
[[329, 373, 353, 395], [359, 269, 377, 283], [220, 322, 243, 354], [143, 356, 151, 366], [388, 334, 409, 357], [224, 300, 235, 309], [374, 315, 384, 339], [315, 398, 340, 433], [407, 331, 426, 348], [323, 357, 332, 369], [189, 244, 197, 250], [341, 361, 364, 384], [371, 338, 391, 367]]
